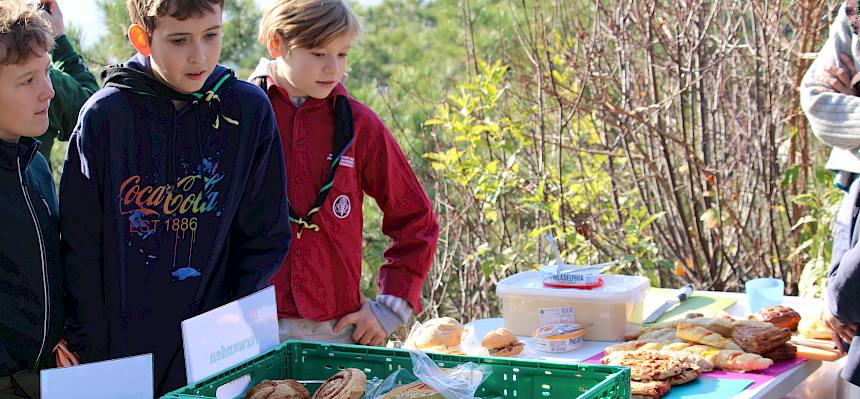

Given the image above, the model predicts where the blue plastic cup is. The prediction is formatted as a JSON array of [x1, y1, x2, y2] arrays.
[[745, 278, 784, 314]]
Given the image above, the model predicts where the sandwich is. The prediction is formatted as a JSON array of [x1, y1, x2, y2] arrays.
[[481, 328, 524, 357]]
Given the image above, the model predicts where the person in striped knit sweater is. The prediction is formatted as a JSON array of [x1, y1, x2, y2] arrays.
[[801, 1, 860, 388]]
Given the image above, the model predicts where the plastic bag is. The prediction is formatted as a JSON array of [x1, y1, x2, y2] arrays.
[[365, 349, 492, 399], [364, 369, 418, 399], [459, 325, 489, 357], [410, 349, 490, 398]]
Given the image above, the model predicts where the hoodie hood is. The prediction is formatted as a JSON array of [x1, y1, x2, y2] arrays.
[[103, 53, 236, 103]]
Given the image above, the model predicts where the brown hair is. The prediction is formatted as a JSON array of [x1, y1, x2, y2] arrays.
[[127, 0, 225, 35], [0, 0, 54, 65], [258, 0, 361, 50]]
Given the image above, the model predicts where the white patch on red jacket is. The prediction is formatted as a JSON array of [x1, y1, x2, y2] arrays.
[[332, 195, 351, 219]]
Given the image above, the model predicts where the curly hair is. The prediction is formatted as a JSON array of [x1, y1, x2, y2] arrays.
[[0, 0, 54, 66]]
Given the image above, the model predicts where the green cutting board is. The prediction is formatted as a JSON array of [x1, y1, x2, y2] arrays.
[[641, 288, 737, 325]]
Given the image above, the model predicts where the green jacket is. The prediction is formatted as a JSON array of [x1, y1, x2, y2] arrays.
[[39, 35, 99, 163]]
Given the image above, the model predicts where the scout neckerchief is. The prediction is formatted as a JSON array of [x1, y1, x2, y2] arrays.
[[102, 65, 240, 129], [257, 76, 356, 238]]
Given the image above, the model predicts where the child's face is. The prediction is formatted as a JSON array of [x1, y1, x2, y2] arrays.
[[148, 6, 222, 94], [273, 33, 353, 99], [0, 51, 54, 143]]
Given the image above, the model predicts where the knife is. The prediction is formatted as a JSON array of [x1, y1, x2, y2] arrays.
[[643, 284, 694, 324]]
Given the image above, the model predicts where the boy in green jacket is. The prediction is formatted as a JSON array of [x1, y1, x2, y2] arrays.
[[37, 0, 98, 165]]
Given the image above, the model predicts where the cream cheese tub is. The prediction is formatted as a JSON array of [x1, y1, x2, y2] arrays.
[[532, 322, 589, 353], [496, 271, 649, 341]]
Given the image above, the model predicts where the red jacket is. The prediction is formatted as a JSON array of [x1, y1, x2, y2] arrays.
[[262, 76, 438, 321]]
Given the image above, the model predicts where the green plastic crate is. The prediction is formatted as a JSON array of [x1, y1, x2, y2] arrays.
[[163, 340, 630, 399]]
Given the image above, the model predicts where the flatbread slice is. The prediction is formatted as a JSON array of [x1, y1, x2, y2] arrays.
[[631, 380, 671, 399], [601, 350, 684, 381]]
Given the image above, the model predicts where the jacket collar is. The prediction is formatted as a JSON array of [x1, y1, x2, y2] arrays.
[[0, 137, 39, 172], [248, 58, 349, 108]]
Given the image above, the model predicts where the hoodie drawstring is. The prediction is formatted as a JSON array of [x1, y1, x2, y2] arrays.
[[191, 74, 239, 130]]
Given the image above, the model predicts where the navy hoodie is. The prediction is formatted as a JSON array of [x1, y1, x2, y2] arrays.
[[60, 54, 291, 395]]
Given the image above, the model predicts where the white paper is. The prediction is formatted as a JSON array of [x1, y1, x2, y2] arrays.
[[40, 353, 153, 399], [539, 306, 576, 324], [181, 285, 279, 383]]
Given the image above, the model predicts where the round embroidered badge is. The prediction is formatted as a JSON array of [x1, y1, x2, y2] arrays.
[[332, 194, 351, 219]]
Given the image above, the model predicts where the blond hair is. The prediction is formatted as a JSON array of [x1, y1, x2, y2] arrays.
[[127, 0, 225, 35], [258, 0, 361, 50], [0, 0, 53, 65]]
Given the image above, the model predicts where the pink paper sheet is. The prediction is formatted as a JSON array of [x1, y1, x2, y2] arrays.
[[583, 352, 807, 390]]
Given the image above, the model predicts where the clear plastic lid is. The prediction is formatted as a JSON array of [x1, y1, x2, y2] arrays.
[[496, 271, 650, 301]]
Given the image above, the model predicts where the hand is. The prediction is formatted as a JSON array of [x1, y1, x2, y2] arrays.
[[821, 308, 858, 353], [814, 53, 860, 96], [53, 338, 79, 368], [333, 297, 387, 346], [40, 0, 64, 37]]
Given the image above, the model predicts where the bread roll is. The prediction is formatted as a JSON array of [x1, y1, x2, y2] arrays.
[[412, 317, 464, 348]]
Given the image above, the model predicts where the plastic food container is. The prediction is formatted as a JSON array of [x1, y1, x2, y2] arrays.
[[166, 340, 631, 399], [497, 271, 649, 341], [533, 323, 588, 353]]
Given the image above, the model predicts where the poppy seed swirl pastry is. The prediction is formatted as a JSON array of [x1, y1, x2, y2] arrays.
[[244, 379, 310, 399], [311, 368, 367, 399]]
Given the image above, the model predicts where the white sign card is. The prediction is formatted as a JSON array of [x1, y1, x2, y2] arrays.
[[181, 285, 279, 384], [40, 353, 153, 399]]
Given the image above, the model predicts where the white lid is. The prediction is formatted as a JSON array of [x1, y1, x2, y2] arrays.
[[496, 271, 650, 301]]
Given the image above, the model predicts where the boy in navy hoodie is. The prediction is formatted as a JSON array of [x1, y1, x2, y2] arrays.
[[60, 0, 291, 394]]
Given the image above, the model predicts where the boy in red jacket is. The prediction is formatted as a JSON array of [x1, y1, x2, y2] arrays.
[[250, 0, 439, 346]]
